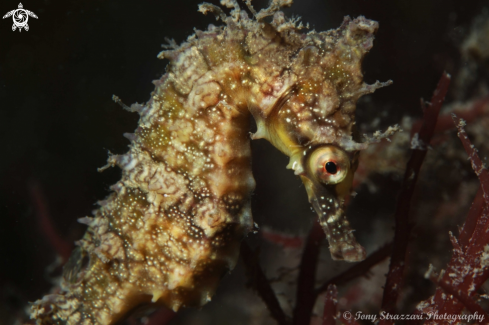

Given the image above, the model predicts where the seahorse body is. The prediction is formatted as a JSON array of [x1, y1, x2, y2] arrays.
[[30, 0, 388, 323]]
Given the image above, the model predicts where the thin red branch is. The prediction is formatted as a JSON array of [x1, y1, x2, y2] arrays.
[[418, 73, 452, 142], [261, 227, 304, 249], [453, 114, 489, 205], [292, 221, 325, 325], [322, 284, 338, 325], [315, 242, 393, 295], [430, 275, 489, 323], [240, 242, 290, 325], [322, 284, 362, 325], [459, 185, 485, 251], [29, 181, 73, 262], [380, 72, 451, 324]]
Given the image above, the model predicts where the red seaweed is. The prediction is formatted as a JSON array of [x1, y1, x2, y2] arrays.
[[293, 221, 325, 325], [240, 242, 291, 325], [322, 285, 338, 325], [29, 181, 73, 262], [379, 72, 451, 325], [415, 114, 489, 324]]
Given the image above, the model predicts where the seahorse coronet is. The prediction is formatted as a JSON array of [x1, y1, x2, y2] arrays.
[[30, 1, 389, 323]]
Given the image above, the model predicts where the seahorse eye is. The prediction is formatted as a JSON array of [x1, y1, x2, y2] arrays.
[[308, 146, 350, 185], [325, 162, 337, 174]]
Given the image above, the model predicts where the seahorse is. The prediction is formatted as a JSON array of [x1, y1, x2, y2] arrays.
[[30, 0, 390, 323]]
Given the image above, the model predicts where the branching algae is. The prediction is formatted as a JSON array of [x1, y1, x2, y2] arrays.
[[30, 0, 391, 323]]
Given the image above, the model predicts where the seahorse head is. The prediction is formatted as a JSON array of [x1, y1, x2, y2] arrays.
[[247, 14, 390, 262]]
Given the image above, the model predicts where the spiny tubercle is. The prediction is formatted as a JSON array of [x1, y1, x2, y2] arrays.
[[30, 1, 387, 324]]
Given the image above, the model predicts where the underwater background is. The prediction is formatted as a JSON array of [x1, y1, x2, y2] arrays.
[[1, 0, 489, 324]]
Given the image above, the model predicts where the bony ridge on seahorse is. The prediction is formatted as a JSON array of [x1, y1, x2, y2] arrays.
[[30, 0, 392, 323]]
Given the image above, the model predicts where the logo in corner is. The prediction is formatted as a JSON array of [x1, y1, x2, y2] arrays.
[[3, 3, 38, 32]]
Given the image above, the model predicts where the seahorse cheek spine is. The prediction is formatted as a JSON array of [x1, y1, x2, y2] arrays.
[[30, 2, 388, 323]]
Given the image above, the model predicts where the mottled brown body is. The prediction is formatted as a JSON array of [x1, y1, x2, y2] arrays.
[[30, 0, 388, 323]]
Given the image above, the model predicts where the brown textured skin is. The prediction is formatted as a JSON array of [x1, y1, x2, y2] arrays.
[[30, 1, 388, 323]]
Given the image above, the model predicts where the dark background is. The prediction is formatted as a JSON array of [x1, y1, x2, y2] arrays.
[[0, 0, 487, 323]]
